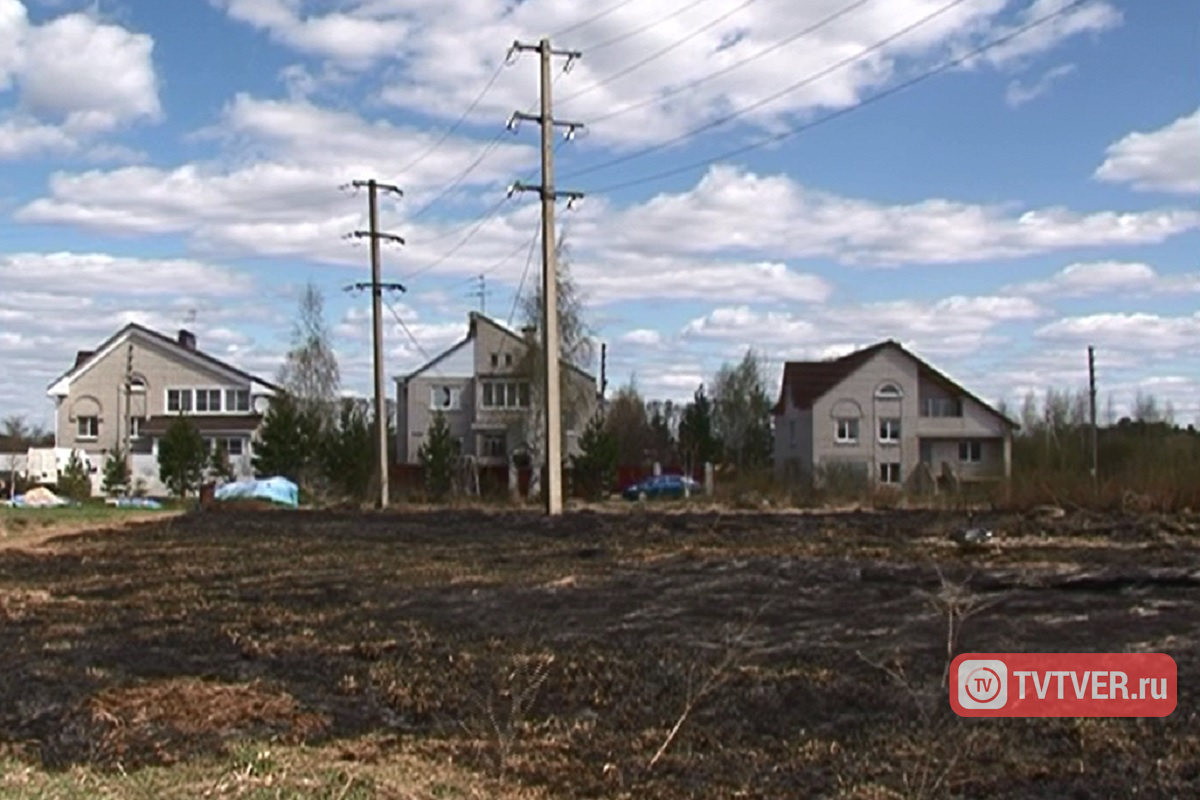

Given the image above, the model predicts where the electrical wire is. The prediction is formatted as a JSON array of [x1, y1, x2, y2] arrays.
[[557, 0, 757, 107], [587, 0, 872, 126], [395, 60, 509, 177], [582, 0, 1092, 194], [384, 295, 439, 372], [507, 224, 542, 327], [562, 0, 974, 182], [586, 0, 717, 54], [552, 0, 641, 39]]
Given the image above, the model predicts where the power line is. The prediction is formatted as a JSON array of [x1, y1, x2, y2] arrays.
[[507, 224, 541, 327], [562, 0, 973, 182], [552, 0, 641, 39], [587, 0, 872, 126], [586, 0, 717, 54], [384, 295, 438, 371], [557, 0, 757, 107], [582, 0, 1091, 194], [396, 60, 510, 176]]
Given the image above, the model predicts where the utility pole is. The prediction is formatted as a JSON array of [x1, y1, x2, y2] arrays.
[[599, 342, 608, 413], [469, 274, 492, 314], [508, 37, 584, 516], [349, 179, 405, 510], [1088, 345, 1098, 491], [124, 342, 134, 486]]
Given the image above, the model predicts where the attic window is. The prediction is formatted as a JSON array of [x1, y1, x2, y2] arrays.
[[129, 375, 147, 392], [876, 382, 902, 398]]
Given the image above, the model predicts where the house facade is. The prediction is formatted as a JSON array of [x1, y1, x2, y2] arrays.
[[773, 340, 1016, 489], [395, 312, 599, 466], [46, 324, 279, 494]]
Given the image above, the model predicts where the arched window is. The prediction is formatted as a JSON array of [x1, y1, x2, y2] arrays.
[[129, 374, 147, 392], [875, 382, 903, 399]]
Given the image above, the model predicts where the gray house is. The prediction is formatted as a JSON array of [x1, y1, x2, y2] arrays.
[[395, 312, 598, 466], [773, 340, 1016, 489], [46, 324, 279, 493]]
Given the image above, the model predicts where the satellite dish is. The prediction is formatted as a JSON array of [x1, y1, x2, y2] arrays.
[[253, 396, 269, 414]]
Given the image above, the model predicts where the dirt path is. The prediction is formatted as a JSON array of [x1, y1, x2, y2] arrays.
[[0, 510, 184, 551]]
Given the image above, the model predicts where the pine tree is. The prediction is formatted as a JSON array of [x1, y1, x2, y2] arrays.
[[252, 394, 321, 484], [678, 384, 720, 473], [320, 398, 373, 501], [570, 412, 618, 500], [418, 410, 457, 501], [58, 450, 92, 502], [158, 416, 207, 498], [101, 448, 130, 497], [208, 439, 236, 483]]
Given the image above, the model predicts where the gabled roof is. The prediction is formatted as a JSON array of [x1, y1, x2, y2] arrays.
[[773, 340, 1018, 429], [399, 311, 597, 385], [47, 323, 281, 398]]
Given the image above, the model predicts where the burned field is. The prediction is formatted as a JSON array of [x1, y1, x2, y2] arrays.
[[0, 507, 1197, 798]]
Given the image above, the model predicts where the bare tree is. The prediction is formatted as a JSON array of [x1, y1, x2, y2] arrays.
[[277, 282, 341, 430], [513, 236, 595, 485], [711, 349, 772, 468]]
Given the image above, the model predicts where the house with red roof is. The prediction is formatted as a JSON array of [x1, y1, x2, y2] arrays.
[[772, 340, 1017, 490]]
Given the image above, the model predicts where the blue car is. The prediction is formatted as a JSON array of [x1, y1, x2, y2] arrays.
[[622, 474, 702, 501]]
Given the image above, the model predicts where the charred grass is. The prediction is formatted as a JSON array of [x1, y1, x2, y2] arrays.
[[0, 506, 1198, 798]]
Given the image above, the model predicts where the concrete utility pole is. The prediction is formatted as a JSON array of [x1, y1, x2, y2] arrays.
[[124, 342, 134, 484], [1088, 345, 1098, 491], [509, 37, 584, 517], [349, 179, 405, 509]]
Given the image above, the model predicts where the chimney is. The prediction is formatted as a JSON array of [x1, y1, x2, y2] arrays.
[[177, 329, 196, 351], [520, 324, 537, 342]]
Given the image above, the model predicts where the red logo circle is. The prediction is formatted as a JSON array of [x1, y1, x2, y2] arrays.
[[965, 667, 1002, 703]]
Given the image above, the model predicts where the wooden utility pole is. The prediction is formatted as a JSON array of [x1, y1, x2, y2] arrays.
[[509, 37, 584, 516], [1088, 345, 1098, 490], [599, 342, 608, 413], [350, 179, 405, 509]]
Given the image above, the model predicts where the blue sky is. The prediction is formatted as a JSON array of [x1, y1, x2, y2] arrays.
[[1, 0, 1198, 429]]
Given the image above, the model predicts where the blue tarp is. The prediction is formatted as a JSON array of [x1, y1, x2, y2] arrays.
[[108, 497, 164, 509], [213, 476, 299, 508]]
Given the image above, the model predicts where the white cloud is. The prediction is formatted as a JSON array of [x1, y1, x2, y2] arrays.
[[1094, 107, 1200, 195], [1007, 260, 1200, 297], [1036, 311, 1200, 355], [978, 0, 1121, 67], [681, 294, 1048, 360], [583, 165, 1200, 267], [214, 0, 410, 68], [1004, 63, 1075, 107], [0, 0, 161, 158], [620, 329, 663, 347], [208, 0, 1120, 148]]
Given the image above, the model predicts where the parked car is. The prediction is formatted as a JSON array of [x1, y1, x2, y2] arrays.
[[622, 474, 701, 501]]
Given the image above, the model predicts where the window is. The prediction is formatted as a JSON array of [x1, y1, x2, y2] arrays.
[[482, 380, 531, 409], [876, 382, 902, 398], [129, 416, 144, 440], [226, 389, 251, 413], [879, 417, 901, 443], [482, 432, 507, 459], [922, 397, 963, 418], [959, 441, 982, 463], [879, 462, 901, 484], [77, 416, 99, 440], [835, 418, 859, 444], [195, 388, 223, 413], [490, 353, 499, 368], [504, 353, 513, 367], [167, 388, 192, 413], [430, 385, 461, 411], [129, 375, 147, 392], [204, 437, 245, 457]]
